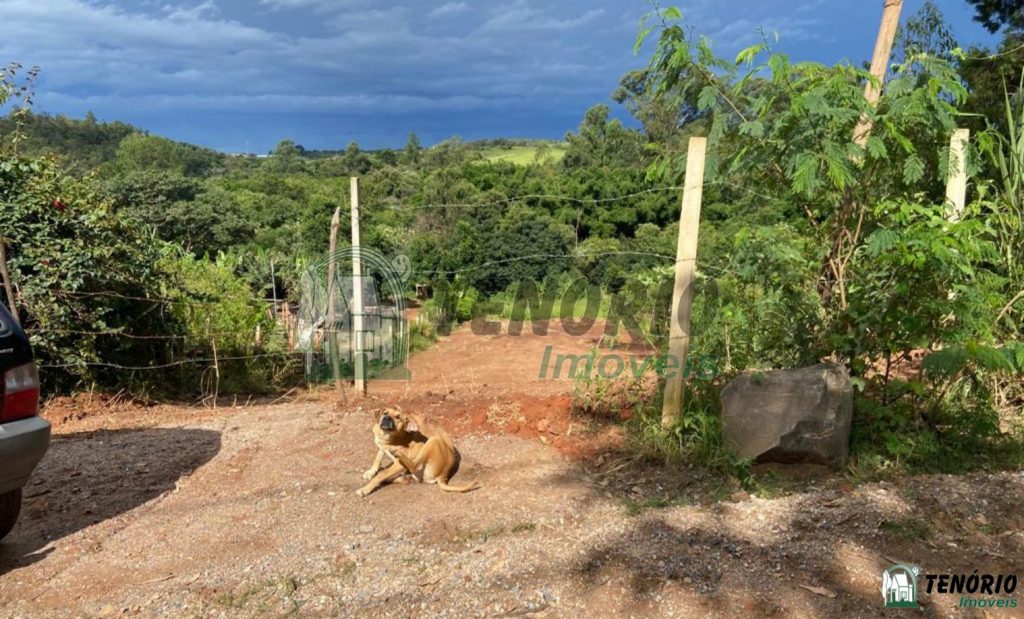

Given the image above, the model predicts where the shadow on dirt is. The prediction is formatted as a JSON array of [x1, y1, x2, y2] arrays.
[[0, 427, 221, 576], [569, 473, 1024, 617], [572, 513, 866, 615]]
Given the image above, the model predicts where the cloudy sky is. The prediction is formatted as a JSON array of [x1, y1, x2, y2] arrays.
[[0, 0, 999, 152]]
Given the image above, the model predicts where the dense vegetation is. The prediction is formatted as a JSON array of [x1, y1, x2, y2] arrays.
[[1, 1, 1022, 477]]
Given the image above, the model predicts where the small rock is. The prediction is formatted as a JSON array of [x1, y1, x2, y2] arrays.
[[358, 524, 374, 534]]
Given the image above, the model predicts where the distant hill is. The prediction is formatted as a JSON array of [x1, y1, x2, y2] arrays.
[[0, 111, 137, 172], [0, 111, 567, 170], [306, 138, 567, 165], [0, 111, 230, 176]]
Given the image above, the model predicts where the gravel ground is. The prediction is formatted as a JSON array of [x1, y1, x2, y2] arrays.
[[1, 323, 1022, 617], [0, 398, 1021, 618]]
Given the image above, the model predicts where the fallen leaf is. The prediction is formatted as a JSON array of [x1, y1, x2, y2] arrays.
[[799, 584, 837, 599]]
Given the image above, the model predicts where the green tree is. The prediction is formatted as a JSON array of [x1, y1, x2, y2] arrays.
[[110, 133, 221, 176], [894, 0, 958, 63], [342, 140, 371, 175], [960, 31, 1024, 132], [614, 69, 696, 159], [562, 104, 646, 169], [265, 139, 306, 174], [402, 131, 422, 166], [0, 150, 174, 389], [965, 0, 1024, 32], [104, 170, 200, 213], [0, 110, 136, 173], [636, 6, 969, 360]]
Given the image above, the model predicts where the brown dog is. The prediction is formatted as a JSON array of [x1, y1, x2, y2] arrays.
[[356, 407, 479, 497]]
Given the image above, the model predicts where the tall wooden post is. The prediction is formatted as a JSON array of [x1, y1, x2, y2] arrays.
[[351, 177, 366, 396], [661, 137, 707, 428], [852, 0, 904, 147], [945, 128, 970, 221], [270, 257, 278, 316], [0, 233, 18, 326], [326, 206, 344, 393]]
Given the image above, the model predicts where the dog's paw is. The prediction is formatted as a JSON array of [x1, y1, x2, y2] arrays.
[[355, 487, 369, 497], [362, 469, 376, 480]]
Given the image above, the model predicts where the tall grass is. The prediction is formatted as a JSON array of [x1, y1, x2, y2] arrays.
[[980, 71, 1024, 329]]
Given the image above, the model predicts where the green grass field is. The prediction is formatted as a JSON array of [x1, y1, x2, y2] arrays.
[[479, 142, 567, 165]]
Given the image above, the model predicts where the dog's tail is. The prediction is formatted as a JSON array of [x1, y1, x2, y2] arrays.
[[437, 479, 480, 493]]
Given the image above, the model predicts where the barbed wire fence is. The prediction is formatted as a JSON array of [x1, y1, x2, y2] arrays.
[[21, 181, 760, 406]]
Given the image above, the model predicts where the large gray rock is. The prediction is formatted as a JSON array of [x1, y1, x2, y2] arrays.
[[720, 363, 853, 467]]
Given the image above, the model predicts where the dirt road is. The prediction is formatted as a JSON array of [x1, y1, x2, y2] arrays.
[[1, 323, 1022, 617]]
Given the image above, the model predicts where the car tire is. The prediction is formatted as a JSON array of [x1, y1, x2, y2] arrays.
[[0, 488, 23, 541]]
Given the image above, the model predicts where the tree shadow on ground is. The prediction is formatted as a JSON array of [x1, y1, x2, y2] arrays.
[[567, 471, 1024, 617], [0, 427, 221, 576]]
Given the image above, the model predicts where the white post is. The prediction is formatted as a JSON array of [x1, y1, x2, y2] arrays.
[[351, 177, 366, 396], [661, 137, 707, 428], [945, 128, 970, 222]]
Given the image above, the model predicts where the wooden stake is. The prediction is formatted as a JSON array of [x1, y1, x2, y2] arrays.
[[945, 128, 970, 221], [351, 177, 366, 396], [210, 335, 219, 409], [326, 205, 344, 393], [661, 137, 707, 428], [0, 233, 19, 326], [852, 0, 904, 148], [270, 257, 278, 315]]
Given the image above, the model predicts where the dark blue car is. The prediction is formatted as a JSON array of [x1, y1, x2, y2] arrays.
[[0, 303, 50, 540]]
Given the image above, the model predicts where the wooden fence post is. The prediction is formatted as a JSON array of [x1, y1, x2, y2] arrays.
[[0, 233, 19, 326], [326, 206, 345, 394], [661, 137, 707, 428], [852, 0, 904, 148], [945, 128, 970, 222], [351, 177, 366, 396], [210, 334, 220, 409]]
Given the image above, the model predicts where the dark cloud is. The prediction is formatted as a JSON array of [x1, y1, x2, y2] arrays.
[[0, 0, 996, 151]]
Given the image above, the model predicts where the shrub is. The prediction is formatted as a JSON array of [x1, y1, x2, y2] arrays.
[[409, 320, 437, 353]]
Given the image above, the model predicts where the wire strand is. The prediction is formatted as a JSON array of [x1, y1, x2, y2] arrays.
[[38, 351, 302, 371], [50, 289, 276, 306], [26, 327, 276, 340], [394, 186, 684, 210], [415, 251, 686, 276], [958, 42, 1024, 62]]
